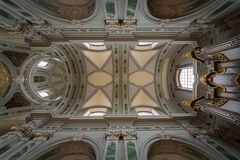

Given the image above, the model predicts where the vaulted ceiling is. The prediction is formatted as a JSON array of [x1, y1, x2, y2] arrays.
[[0, 0, 240, 120], [15, 40, 195, 117]]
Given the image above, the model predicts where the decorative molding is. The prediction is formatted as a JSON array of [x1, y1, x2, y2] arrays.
[[72, 133, 84, 142], [8, 124, 54, 140], [7, 20, 51, 36], [158, 132, 171, 140], [189, 19, 209, 30], [105, 129, 137, 140], [71, 19, 82, 27], [189, 129, 209, 139], [105, 19, 137, 30]]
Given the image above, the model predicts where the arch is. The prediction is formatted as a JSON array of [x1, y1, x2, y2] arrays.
[[140, 134, 223, 160], [22, 135, 102, 160]]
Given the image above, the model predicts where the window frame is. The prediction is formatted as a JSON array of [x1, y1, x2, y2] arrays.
[[175, 64, 194, 91]]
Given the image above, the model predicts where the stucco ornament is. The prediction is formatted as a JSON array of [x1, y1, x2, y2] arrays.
[[105, 129, 137, 140], [8, 124, 54, 140]]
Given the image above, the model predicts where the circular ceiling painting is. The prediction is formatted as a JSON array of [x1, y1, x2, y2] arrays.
[[147, 0, 213, 19], [0, 62, 11, 97], [32, 0, 95, 20]]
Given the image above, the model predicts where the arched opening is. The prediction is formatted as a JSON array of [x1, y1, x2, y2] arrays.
[[36, 141, 96, 160], [148, 140, 212, 160]]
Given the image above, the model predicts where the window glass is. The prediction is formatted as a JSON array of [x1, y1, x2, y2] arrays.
[[89, 111, 105, 116], [137, 42, 152, 46], [37, 61, 48, 68], [38, 90, 49, 97], [179, 67, 194, 90], [88, 42, 104, 46], [137, 111, 153, 116]]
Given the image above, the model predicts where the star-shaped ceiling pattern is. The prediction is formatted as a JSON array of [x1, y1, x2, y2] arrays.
[[77, 43, 165, 115]]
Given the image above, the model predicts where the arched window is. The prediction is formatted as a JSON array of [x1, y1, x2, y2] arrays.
[[38, 90, 49, 97], [178, 67, 194, 90], [137, 111, 153, 116], [37, 61, 48, 68], [89, 111, 105, 116], [88, 42, 104, 46], [137, 42, 153, 46], [83, 42, 106, 50]]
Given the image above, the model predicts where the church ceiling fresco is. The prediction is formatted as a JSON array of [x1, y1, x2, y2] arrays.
[[2, 51, 29, 67], [0, 62, 11, 97], [147, 0, 213, 19], [31, 0, 95, 20], [5, 92, 30, 109]]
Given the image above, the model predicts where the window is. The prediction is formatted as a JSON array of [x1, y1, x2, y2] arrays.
[[137, 42, 152, 46], [37, 61, 48, 68], [34, 76, 47, 83], [178, 67, 194, 90], [88, 42, 104, 46], [89, 111, 105, 116], [38, 90, 49, 97], [83, 42, 106, 50], [137, 111, 153, 116]]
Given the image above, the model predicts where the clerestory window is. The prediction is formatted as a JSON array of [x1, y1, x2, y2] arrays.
[[178, 67, 194, 90], [88, 111, 106, 116], [137, 111, 153, 116]]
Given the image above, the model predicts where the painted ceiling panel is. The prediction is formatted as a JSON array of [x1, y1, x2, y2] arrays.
[[128, 84, 139, 101], [84, 84, 97, 101], [88, 72, 112, 87], [130, 49, 157, 68], [128, 57, 139, 74], [31, 0, 95, 20], [82, 49, 112, 69], [129, 71, 153, 86], [103, 83, 113, 102], [131, 90, 157, 108], [83, 90, 112, 109], [147, 0, 213, 19]]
